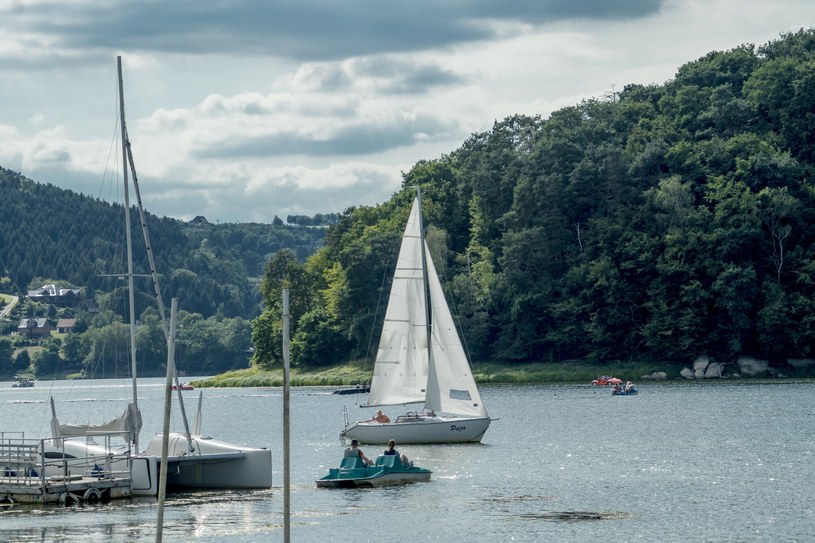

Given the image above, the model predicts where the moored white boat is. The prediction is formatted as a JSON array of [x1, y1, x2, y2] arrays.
[[141, 433, 272, 491], [47, 57, 272, 497], [343, 412, 491, 444]]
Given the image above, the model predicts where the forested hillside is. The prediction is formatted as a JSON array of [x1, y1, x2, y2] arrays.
[[254, 29, 815, 370], [0, 167, 325, 319]]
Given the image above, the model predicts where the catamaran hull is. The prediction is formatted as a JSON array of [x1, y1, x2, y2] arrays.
[[341, 416, 491, 444], [136, 432, 272, 493]]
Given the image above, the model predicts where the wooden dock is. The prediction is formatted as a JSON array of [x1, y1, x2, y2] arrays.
[[0, 474, 132, 505], [1, 433, 133, 505]]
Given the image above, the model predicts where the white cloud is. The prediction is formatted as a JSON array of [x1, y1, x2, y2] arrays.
[[0, 0, 814, 221]]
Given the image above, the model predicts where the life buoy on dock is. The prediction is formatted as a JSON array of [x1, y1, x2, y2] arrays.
[[83, 488, 102, 503]]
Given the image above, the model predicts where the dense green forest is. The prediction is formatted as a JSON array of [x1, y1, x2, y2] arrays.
[[0, 167, 325, 319], [253, 29, 815, 371], [0, 167, 326, 378]]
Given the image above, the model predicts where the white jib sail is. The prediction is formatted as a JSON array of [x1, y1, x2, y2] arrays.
[[424, 243, 488, 418]]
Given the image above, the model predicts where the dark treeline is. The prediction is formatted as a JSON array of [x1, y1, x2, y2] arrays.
[[286, 213, 341, 226], [253, 29, 815, 371], [0, 167, 326, 319]]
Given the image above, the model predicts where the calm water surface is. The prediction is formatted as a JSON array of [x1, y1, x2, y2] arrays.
[[1, 379, 813, 542]]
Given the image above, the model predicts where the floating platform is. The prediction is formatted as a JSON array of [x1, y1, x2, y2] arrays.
[[1, 433, 132, 505], [0, 474, 131, 505]]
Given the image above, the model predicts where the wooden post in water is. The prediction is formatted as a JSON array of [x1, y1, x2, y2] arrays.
[[283, 288, 291, 543], [156, 298, 178, 543]]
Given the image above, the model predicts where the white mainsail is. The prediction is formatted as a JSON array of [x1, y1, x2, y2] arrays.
[[367, 197, 430, 407]]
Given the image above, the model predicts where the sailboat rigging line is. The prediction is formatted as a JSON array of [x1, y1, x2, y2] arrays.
[[117, 57, 192, 444], [415, 187, 433, 363], [123, 136, 167, 335]]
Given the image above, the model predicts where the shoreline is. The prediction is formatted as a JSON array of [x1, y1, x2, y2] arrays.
[[188, 360, 815, 388], [8, 361, 812, 387]]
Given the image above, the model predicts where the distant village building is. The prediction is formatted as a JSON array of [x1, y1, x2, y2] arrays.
[[56, 318, 77, 333], [17, 318, 52, 338], [27, 284, 82, 307]]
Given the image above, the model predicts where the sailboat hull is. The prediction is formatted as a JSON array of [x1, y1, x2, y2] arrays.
[[341, 416, 491, 444]]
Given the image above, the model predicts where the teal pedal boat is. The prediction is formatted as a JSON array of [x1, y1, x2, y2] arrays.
[[316, 455, 432, 488]]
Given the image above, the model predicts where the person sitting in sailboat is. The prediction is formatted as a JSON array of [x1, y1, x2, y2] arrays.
[[344, 439, 372, 466], [364, 409, 391, 423], [384, 439, 413, 467]]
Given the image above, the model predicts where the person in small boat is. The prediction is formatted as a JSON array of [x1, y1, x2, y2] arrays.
[[384, 439, 412, 467], [345, 439, 372, 466], [612, 383, 622, 394], [625, 380, 634, 393]]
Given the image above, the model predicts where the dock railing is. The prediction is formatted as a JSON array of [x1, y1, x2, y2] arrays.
[[1, 431, 132, 485]]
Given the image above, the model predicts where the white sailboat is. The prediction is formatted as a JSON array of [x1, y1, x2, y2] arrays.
[[340, 189, 493, 444], [48, 56, 271, 495]]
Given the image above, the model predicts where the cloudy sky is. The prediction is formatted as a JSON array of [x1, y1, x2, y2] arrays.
[[1, 1, 813, 223]]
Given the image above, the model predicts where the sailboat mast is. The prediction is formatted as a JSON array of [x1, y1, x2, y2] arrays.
[[118, 56, 139, 452], [117, 59, 194, 444], [415, 187, 433, 384]]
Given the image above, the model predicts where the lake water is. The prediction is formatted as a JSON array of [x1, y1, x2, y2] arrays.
[[1, 378, 813, 542]]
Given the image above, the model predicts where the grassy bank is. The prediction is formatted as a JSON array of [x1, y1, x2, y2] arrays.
[[192, 365, 373, 388], [192, 360, 682, 388]]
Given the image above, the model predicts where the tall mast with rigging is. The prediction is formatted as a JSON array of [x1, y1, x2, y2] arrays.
[[117, 56, 139, 453]]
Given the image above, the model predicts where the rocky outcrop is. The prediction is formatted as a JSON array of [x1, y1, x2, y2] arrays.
[[693, 356, 710, 379], [680, 356, 730, 379], [678, 354, 810, 379], [704, 362, 723, 378]]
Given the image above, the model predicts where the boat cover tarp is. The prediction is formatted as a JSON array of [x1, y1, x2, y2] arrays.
[[50, 396, 142, 443]]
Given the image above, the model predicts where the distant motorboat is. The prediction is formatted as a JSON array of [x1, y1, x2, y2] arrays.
[[12, 379, 34, 388], [171, 383, 194, 391], [332, 384, 370, 395], [316, 454, 431, 488]]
